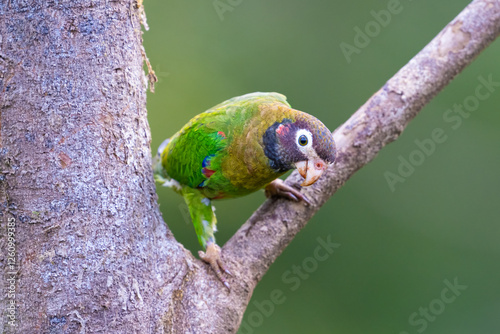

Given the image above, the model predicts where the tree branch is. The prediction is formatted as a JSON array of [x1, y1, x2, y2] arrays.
[[214, 0, 500, 328]]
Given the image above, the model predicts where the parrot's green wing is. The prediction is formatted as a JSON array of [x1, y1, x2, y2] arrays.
[[160, 108, 230, 192], [161, 92, 291, 199]]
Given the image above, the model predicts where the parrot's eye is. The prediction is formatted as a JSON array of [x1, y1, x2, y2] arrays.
[[298, 135, 308, 146], [295, 129, 313, 151]]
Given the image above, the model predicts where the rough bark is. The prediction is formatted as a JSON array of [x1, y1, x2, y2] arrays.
[[0, 0, 499, 333], [0, 1, 181, 333]]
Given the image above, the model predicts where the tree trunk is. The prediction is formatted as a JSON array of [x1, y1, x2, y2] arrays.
[[1, 0, 499, 333], [0, 1, 185, 332]]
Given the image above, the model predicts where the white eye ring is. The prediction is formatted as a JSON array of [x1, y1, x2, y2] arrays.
[[296, 129, 313, 150]]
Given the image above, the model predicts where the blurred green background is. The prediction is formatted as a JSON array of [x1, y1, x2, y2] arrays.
[[144, 0, 500, 333]]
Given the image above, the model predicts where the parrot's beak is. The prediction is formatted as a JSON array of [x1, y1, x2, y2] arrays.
[[295, 159, 327, 187]]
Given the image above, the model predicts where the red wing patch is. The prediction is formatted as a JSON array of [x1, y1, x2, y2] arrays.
[[202, 167, 215, 178], [199, 154, 216, 187]]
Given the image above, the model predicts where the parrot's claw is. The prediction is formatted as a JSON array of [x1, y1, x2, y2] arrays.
[[198, 243, 231, 289], [265, 179, 311, 205]]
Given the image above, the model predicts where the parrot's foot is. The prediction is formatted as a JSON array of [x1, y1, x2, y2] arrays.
[[198, 243, 232, 289], [265, 179, 311, 205]]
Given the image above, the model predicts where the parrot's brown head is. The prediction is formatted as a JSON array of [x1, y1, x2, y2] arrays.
[[263, 112, 336, 186]]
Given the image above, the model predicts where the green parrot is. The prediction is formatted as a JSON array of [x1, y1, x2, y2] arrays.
[[154, 92, 336, 288]]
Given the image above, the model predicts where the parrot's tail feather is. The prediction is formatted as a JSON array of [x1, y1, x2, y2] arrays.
[[161, 178, 182, 191], [153, 138, 177, 189], [152, 155, 164, 178], [157, 138, 171, 157]]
